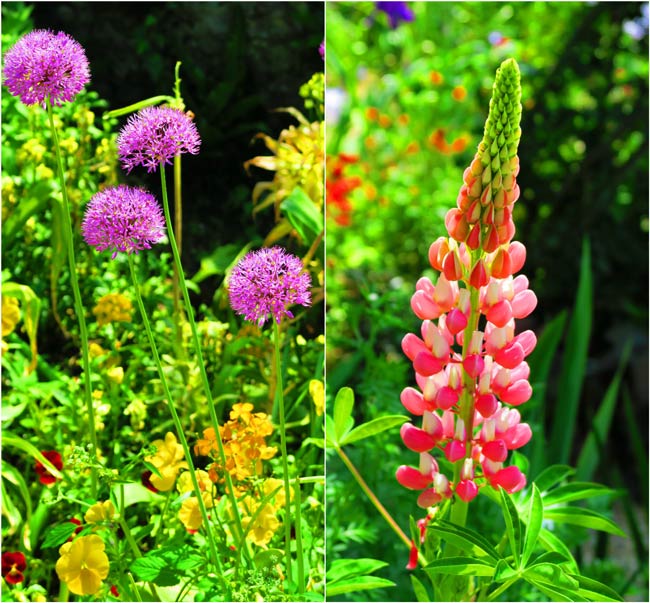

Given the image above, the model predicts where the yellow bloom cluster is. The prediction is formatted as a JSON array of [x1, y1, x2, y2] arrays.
[[145, 432, 188, 491], [238, 477, 291, 547], [2, 296, 21, 341], [176, 469, 214, 532], [92, 293, 133, 327], [195, 403, 277, 484]]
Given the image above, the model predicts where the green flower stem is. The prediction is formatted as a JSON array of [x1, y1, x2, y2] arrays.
[[335, 445, 428, 567], [273, 320, 294, 584], [46, 100, 98, 498], [294, 479, 305, 593], [158, 166, 250, 563], [172, 154, 185, 350], [160, 163, 252, 561], [126, 254, 222, 572]]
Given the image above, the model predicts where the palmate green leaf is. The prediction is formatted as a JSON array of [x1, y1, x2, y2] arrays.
[[542, 481, 618, 507], [431, 520, 501, 561], [325, 576, 396, 596], [339, 415, 409, 446], [543, 506, 626, 537], [521, 484, 543, 567], [333, 387, 355, 443], [569, 573, 624, 602], [500, 488, 522, 568], [424, 556, 496, 577], [281, 186, 323, 243], [534, 465, 575, 494]]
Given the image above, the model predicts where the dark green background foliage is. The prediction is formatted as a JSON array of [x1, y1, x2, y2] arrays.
[[326, 2, 647, 601]]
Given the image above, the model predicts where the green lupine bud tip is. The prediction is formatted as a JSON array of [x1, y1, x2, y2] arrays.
[[480, 58, 522, 171]]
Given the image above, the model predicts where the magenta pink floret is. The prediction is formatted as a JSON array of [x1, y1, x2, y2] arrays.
[[3, 29, 90, 106], [117, 106, 201, 173], [82, 185, 166, 258], [228, 247, 312, 327]]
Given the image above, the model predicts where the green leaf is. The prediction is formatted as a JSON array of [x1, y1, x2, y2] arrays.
[[410, 575, 431, 602], [333, 387, 355, 443], [542, 482, 618, 507], [41, 522, 78, 549], [431, 520, 501, 561], [325, 576, 396, 596], [324, 413, 337, 448], [281, 186, 323, 243], [521, 485, 543, 567], [339, 415, 409, 446], [576, 340, 632, 481], [544, 506, 626, 537], [131, 556, 180, 587], [191, 243, 242, 284], [111, 482, 161, 507], [534, 465, 575, 494], [523, 562, 579, 590], [550, 237, 592, 465], [524, 579, 582, 602], [326, 558, 388, 582], [3, 435, 63, 479], [254, 549, 283, 570], [103, 95, 175, 119], [424, 556, 495, 577], [500, 488, 522, 568], [493, 558, 517, 583], [530, 551, 574, 566], [537, 528, 579, 574], [569, 573, 624, 602]]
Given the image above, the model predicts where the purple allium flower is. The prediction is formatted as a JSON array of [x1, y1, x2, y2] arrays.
[[82, 185, 166, 258], [228, 247, 312, 327], [2, 29, 90, 106], [116, 106, 201, 173], [375, 2, 414, 29]]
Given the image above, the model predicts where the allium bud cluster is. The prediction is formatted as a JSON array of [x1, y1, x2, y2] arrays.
[[396, 59, 536, 507]]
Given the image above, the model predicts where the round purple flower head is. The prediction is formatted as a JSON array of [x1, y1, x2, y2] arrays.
[[82, 185, 166, 258], [3, 29, 90, 106], [228, 247, 312, 327], [117, 106, 201, 173]]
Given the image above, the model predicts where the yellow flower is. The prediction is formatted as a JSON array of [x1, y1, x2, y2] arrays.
[[124, 398, 147, 430], [84, 500, 115, 524], [178, 492, 213, 531], [230, 402, 254, 423], [89, 342, 107, 359], [106, 366, 124, 384], [145, 432, 188, 491], [93, 293, 133, 327], [34, 165, 54, 180], [2, 296, 20, 338], [309, 379, 324, 416], [55, 535, 109, 596], [240, 499, 280, 548], [176, 469, 213, 506]]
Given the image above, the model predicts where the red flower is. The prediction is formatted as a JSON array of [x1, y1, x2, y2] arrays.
[[67, 518, 83, 542], [2, 551, 26, 585], [34, 450, 63, 486], [141, 470, 158, 493], [326, 154, 362, 226], [110, 584, 120, 598]]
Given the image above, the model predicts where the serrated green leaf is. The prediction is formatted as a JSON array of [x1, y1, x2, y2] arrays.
[[522, 485, 543, 566], [326, 558, 388, 582], [542, 482, 618, 507], [130, 556, 179, 587], [534, 465, 575, 494], [544, 507, 626, 537], [340, 415, 409, 446], [410, 575, 431, 602], [333, 387, 354, 443], [500, 488, 522, 568], [41, 523, 77, 549], [431, 520, 501, 561], [325, 576, 395, 596], [424, 556, 495, 577], [570, 573, 624, 602]]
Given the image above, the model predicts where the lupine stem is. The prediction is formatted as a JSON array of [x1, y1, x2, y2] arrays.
[[127, 254, 222, 572], [46, 100, 98, 498], [158, 167, 250, 563], [273, 319, 294, 584]]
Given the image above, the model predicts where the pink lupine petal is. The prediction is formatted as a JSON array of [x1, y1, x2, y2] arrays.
[[444, 439, 466, 463], [503, 423, 532, 449], [456, 479, 479, 502], [406, 541, 419, 569], [491, 247, 513, 279], [476, 393, 499, 418], [396, 466, 433, 490], [446, 308, 468, 335], [482, 439, 508, 462], [462, 354, 484, 379], [411, 290, 441, 320], [428, 237, 449, 271], [417, 488, 442, 508], [512, 289, 537, 318], [469, 259, 490, 288], [514, 330, 537, 356], [436, 386, 459, 410], [508, 241, 526, 273], [512, 274, 530, 294], [490, 465, 526, 493], [400, 387, 428, 416], [402, 333, 428, 361], [422, 411, 444, 440], [414, 351, 444, 377], [495, 342, 525, 369], [401, 423, 437, 452], [486, 299, 513, 327], [501, 379, 533, 405]]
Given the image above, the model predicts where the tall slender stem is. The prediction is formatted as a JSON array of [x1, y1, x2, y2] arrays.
[[158, 166, 249, 562], [172, 154, 185, 350], [46, 100, 98, 498], [273, 320, 293, 584], [127, 255, 221, 572]]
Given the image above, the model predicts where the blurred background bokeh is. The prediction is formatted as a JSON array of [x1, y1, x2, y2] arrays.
[[325, 2, 648, 601]]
